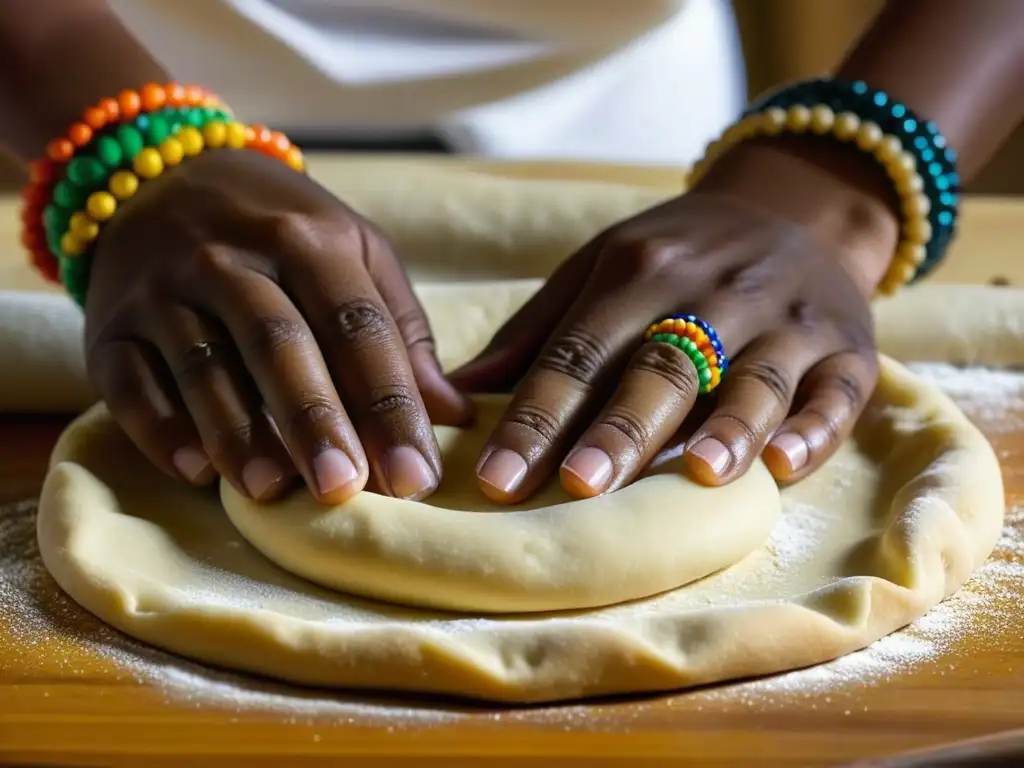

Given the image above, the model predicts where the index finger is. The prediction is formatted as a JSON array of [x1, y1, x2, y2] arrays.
[[287, 240, 444, 502]]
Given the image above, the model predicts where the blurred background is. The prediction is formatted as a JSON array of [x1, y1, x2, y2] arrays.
[[733, 0, 1023, 194], [2, 0, 1022, 193]]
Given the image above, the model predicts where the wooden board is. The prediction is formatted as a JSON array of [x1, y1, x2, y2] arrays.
[[2, 157, 1024, 766]]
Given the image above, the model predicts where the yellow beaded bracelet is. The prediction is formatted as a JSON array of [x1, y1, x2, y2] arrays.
[[687, 105, 932, 296], [59, 121, 302, 258]]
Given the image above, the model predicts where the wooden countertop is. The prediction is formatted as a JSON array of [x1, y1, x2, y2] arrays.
[[2, 157, 1024, 767]]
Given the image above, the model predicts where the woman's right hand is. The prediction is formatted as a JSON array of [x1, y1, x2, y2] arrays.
[[84, 148, 471, 505]]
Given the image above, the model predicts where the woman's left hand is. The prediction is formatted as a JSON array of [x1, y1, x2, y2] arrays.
[[450, 140, 900, 502]]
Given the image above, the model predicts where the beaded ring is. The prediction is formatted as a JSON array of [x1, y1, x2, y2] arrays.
[[643, 314, 729, 394], [688, 78, 959, 296]]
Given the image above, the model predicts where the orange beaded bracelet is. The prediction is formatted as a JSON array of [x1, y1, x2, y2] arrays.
[[44, 83, 223, 164], [245, 124, 306, 171]]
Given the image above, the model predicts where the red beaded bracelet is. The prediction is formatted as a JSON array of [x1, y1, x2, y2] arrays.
[[21, 159, 60, 283]]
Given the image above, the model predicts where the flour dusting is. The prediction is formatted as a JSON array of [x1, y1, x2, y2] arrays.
[[909, 362, 1024, 428], [696, 509, 1024, 708], [2, 363, 1023, 721]]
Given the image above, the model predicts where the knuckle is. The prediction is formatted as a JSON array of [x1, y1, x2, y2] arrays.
[[124, 280, 169, 311], [801, 407, 842, 444], [331, 298, 392, 351], [828, 371, 867, 408], [391, 306, 434, 349], [207, 420, 256, 466], [368, 384, 420, 416], [787, 300, 818, 327], [737, 359, 794, 404], [506, 401, 562, 446], [169, 340, 233, 390], [633, 344, 699, 399], [536, 329, 608, 385], [843, 317, 877, 353], [192, 244, 237, 276], [717, 261, 772, 296], [612, 237, 677, 277], [288, 394, 343, 439], [601, 409, 652, 457], [241, 315, 307, 356], [709, 412, 760, 448], [262, 211, 318, 250]]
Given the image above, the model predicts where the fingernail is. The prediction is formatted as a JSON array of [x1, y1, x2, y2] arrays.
[[312, 448, 359, 497], [688, 438, 732, 476], [382, 446, 437, 500], [561, 447, 613, 494], [769, 432, 809, 472], [242, 457, 286, 500], [173, 446, 211, 483], [478, 448, 528, 495]]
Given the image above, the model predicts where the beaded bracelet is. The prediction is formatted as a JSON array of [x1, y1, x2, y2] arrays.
[[748, 78, 959, 285], [59, 114, 303, 304], [21, 83, 224, 286], [22, 84, 305, 306], [56, 113, 303, 258], [689, 78, 960, 295]]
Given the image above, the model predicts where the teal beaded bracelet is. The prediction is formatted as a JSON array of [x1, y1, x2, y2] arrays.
[[746, 78, 959, 285]]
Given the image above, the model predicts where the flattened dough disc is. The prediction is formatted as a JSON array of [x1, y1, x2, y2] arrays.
[[221, 396, 779, 613]]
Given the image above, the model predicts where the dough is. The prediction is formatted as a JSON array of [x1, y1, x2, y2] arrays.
[[0, 292, 93, 414], [28, 163, 1006, 703], [37, 354, 1004, 702], [221, 396, 779, 613], [874, 283, 1024, 366]]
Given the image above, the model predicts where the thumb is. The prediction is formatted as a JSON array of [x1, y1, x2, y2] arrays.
[[448, 249, 598, 393], [407, 338, 474, 426]]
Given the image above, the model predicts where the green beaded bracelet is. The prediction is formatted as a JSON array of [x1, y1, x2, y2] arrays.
[[41, 105, 228, 264]]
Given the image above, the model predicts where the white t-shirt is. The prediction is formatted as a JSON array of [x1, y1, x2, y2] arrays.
[[107, 0, 746, 165]]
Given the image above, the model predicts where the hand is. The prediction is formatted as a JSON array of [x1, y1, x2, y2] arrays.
[[84, 149, 471, 505], [450, 140, 900, 502]]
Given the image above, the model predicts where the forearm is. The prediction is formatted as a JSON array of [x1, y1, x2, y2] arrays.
[[0, 0, 168, 161], [837, 0, 1024, 182]]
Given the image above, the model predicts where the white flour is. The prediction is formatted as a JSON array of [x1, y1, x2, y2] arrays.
[[696, 513, 1024, 711], [1, 363, 1023, 723], [908, 363, 1024, 429]]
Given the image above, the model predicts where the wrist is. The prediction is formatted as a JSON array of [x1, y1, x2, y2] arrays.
[[691, 136, 902, 298]]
